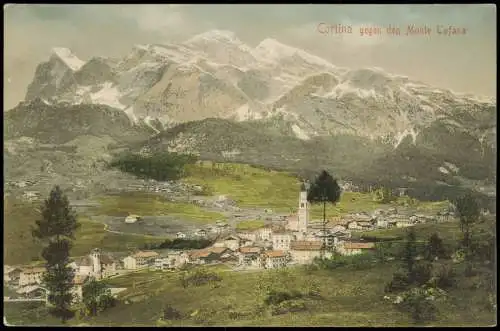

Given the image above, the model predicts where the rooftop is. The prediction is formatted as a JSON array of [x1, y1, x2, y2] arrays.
[[239, 247, 263, 254], [21, 267, 46, 274], [343, 242, 376, 250], [290, 241, 323, 251], [132, 251, 159, 258], [188, 249, 213, 259], [264, 250, 286, 258], [208, 246, 231, 254]]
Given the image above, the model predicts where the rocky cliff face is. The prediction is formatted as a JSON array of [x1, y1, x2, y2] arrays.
[[6, 30, 496, 208]]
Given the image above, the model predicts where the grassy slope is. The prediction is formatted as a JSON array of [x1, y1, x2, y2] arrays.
[[3, 199, 167, 265], [92, 192, 226, 224], [4, 263, 495, 327], [236, 220, 266, 230], [183, 161, 449, 218]]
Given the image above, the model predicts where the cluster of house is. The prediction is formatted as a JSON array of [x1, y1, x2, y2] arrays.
[[116, 184, 379, 271], [326, 208, 454, 232], [5, 183, 458, 305], [4, 248, 121, 304], [175, 220, 232, 239]]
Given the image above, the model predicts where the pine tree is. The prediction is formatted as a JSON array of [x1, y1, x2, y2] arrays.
[[32, 186, 80, 323], [425, 233, 447, 261], [403, 227, 418, 281], [454, 193, 480, 276]]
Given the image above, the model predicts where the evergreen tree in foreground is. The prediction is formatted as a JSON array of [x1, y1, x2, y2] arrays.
[[454, 193, 480, 276], [32, 186, 80, 323], [425, 233, 448, 261], [403, 227, 418, 280], [307, 170, 342, 257]]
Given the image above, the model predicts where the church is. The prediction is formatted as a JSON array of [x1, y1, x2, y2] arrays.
[[70, 248, 118, 280], [285, 182, 310, 238]]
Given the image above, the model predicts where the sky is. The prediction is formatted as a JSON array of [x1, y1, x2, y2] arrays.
[[3, 4, 497, 109]]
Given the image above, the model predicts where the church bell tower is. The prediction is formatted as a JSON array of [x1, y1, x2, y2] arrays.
[[297, 183, 309, 233], [91, 248, 101, 277]]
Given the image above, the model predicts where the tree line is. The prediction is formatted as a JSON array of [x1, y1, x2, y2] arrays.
[[109, 151, 198, 181], [142, 238, 213, 250]]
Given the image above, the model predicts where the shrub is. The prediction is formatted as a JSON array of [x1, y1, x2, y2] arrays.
[[162, 305, 182, 320], [183, 268, 222, 288], [385, 270, 410, 293], [410, 261, 433, 286], [397, 287, 438, 324], [432, 264, 456, 289], [270, 299, 307, 316]]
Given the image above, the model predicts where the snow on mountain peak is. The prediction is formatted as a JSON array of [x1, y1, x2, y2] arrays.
[[253, 38, 335, 69], [51, 47, 85, 71], [185, 29, 242, 44]]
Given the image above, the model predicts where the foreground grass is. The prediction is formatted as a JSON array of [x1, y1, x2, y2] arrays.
[[183, 162, 449, 218], [4, 261, 495, 327], [3, 199, 167, 265], [92, 192, 226, 224]]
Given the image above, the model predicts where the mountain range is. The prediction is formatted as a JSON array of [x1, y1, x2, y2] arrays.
[[4, 29, 497, 209]]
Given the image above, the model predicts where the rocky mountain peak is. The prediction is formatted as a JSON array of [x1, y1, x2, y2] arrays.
[[50, 47, 86, 71]]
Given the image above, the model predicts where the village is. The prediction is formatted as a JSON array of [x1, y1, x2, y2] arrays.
[[3, 183, 456, 306]]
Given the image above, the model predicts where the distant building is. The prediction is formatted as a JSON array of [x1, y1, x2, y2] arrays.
[[18, 267, 46, 287], [286, 183, 309, 233], [272, 231, 295, 251], [176, 232, 187, 239], [123, 251, 159, 270], [237, 247, 264, 268], [73, 248, 117, 279], [262, 250, 288, 269], [155, 252, 189, 271], [236, 231, 258, 242], [125, 215, 141, 224], [337, 242, 375, 256], [194, 229, 208, 238], [4, 266, 22, 285], [188, 250, 219, 265], [214, 235, 241, 251], [290, 241, 325, 265], [256, 226, 273, 241]]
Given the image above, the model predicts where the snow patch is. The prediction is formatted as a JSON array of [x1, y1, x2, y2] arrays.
[[438, 167, 450, 174], [51, 47, 85, 71], [291, 124, 310, 140], [151, 45, 193, 63], [253, 38, 335, 69], [234, 104, 251, 121], [231, 104, 264, 121], [144, 116, 160, 133], [394, 128, 418, 148], [443, 162, 459, 173], [323, 82, 380, 100], [124, 106, 139, 124], [90, 82, 127, 110], [185, 30, 242, 45]]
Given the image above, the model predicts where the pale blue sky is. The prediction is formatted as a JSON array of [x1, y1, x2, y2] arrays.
[[4, 4, 496, 109]]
